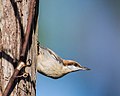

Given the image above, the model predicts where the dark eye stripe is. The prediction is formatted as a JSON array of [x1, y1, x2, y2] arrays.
[[65, 62, 81, 68]]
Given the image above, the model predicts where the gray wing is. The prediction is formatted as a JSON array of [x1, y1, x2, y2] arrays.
[[37, 41, 63, 63]]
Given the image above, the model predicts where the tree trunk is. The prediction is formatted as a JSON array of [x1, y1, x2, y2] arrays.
[[0, 0, 38, 96]]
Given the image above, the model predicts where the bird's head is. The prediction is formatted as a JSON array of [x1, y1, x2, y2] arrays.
[[63, 60, 90, 73]]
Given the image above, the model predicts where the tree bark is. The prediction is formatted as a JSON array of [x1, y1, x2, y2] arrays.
[[0, 0, 38, 96]]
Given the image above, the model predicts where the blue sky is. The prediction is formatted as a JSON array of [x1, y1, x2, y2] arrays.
[[37, 0, 120, 96]]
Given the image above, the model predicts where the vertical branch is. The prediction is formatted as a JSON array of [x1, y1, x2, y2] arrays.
[[3, 0, 36, 96], [20, 0, 36, 60], [0, 0, 38, 96]]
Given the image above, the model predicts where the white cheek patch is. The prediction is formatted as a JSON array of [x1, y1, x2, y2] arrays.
[[67, 65, 82, 70]]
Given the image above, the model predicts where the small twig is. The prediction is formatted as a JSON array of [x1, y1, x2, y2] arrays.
[[3, 0, 36, 96], [16, 72, 29, 78], [3, 62, 25, 96]]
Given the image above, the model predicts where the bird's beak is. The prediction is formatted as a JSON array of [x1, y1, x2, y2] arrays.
[[81, 66, 91, 70]]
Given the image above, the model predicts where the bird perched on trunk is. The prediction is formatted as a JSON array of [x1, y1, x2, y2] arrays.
[[37, 42, 90, 79]]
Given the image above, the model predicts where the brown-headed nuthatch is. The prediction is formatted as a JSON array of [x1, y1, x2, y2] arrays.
[[37, 43, 90, 79]]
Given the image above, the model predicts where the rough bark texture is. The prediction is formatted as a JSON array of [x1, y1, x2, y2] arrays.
[[0, 0, 38, 96]]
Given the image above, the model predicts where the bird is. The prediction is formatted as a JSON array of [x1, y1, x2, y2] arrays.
[[37, 42, 90, 79]]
